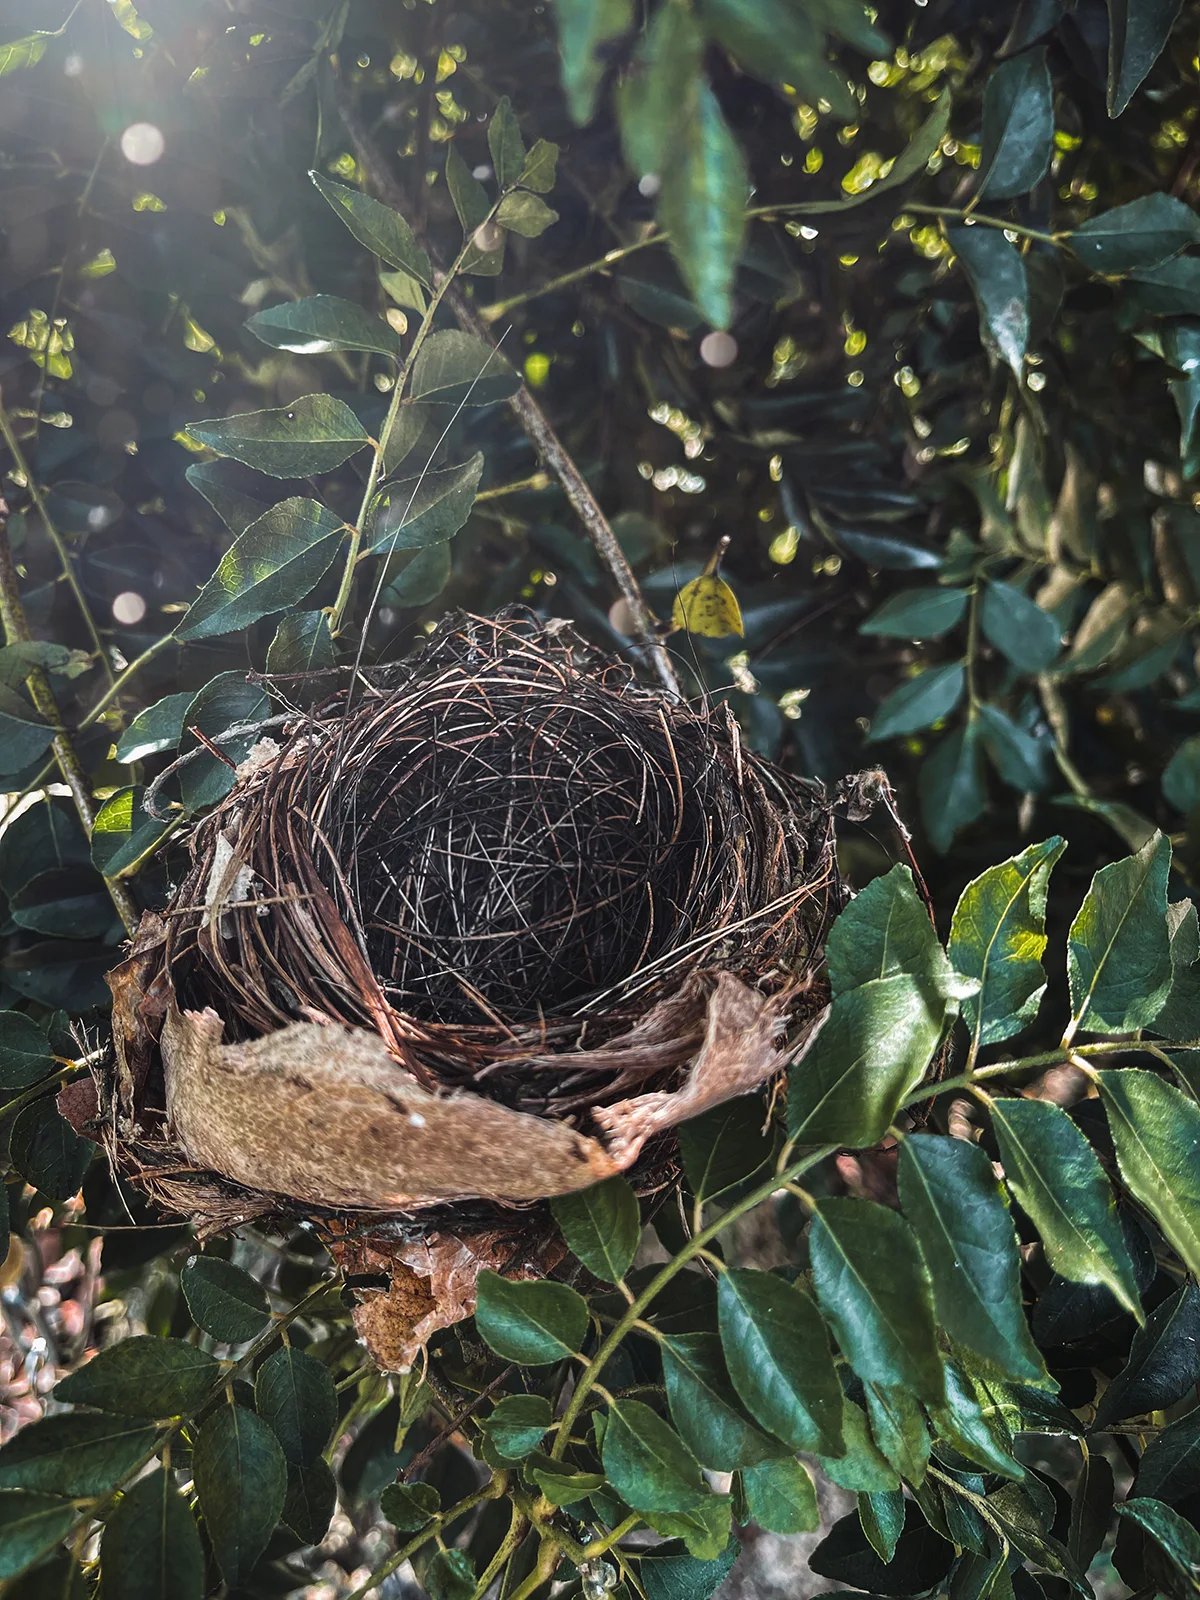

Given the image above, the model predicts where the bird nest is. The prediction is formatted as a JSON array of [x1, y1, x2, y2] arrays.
[[94, 612, 844, 1367]]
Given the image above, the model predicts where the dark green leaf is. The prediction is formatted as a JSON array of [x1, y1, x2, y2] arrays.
[[601, 1398, 706, 1513], [181, 1255, 271, 1343], [825, 864, 956, 1004], [978, 703, 1052, 794], [867, 663, 965, 742], [640, 1539, 740, 1600], [986, 1484, 1088, 1593], [657, 82, 747, 331], [0, 1494, 76, 1581], [717, 1268, 843, 1455], [488, 97, 526, 187], [55, 1336, 219, 1417], [114, 692, 193, 764], [193, 1403, 287, 1587], [484, 1394, 552, 1461], [474, 1272, 588, 1364], [1138, 1404, 1200, 1501], [927, 1361, 1024, 1477], [1118, 1497, 1200, 1583], [700, 0, 855, 119], [920, 723, 987, 854], [1070, 193, 1200, 274], [380, 1479, 440, 1531], [99, 1467, 205, 1600], [10, 1099, 92, 1200], [0, 1414, 158, 1495], [526, 1453, 605, 1505], [810, 1198, 944, 1403], [990, 1096, 1140, 1313], [383, 544, 453, 608], [1163, 735, 1200, 815], [425, 1547, 476, 1600], [409, 331, 520, 407], [254, 1344, 338, 1465], [0, 685, 52, 774], [445, 144, 491, 233], [185, 395, 369, 478], [1070, 1450, 1114, 1571], [741, 1457, 818, 1534], [978, 49, 1054, 199], [787, 975, 943, 1147], [616, 2, 703, 177], [553, 0, 633, 123], [1096, 1068, 1200, 1279], [245, 295, 400, 358], [309, 173, 432, 285], [898, 1135, 1044, 1381], [949, 838, 1066, 1048], [368, 455, 484, 552], [185, 459, 271, 538], [178, 673, 270, 813], [952, 227, 1029, 377], [9, 866, 113, 940], [266, 610, 336, 683], [1167, 320, 1200, 457], [550, 1176, 639, 1284], [91, 787, 171, 879], [662, 1333, 781, 1470], [865, 1382, 930, 1482], [678, 1096, 775, 1205], [520, 139, 559, 192], [811, 1506, 956, 1596], [496, 191, 558, 237], [0, 1013, 53, 1091], [1093, 1282, 1200, 1429], [859, 586, 968, 639], [1067, 830, 1172, 1033], [0, 642, 88, 686], [282, 1457, 337, 1545], [1107, 0, 1184, 115], [981, 582, 1063, 670]]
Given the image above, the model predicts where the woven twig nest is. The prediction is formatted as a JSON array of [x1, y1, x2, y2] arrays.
[[97, 612, 843, 1368]]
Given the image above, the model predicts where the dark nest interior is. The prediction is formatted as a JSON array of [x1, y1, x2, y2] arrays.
[[104, 611, 844, 1239]]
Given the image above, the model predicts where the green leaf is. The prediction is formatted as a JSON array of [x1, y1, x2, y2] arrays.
[[0, 642, 89, 686], [662, 1333, 781, 1470], [10, 1100, 92, 1201], [426, 1547, 476, 1600], [383, 544, 453, 609], [0, 35, 52, 76], [1137, 1404, 1200, 1501], [657, 81, 748, 331], [864, 1382, 930, 1483], [1093, 1282, 1200, 1429], [526, 1453, 605, 1505], [978, 49, 1054, 199], [949, 837, 1066, 1048], [193, 1403, 287, 1587], [245, 295, 400, 358], [700, 0, 855, 119], [1070, 193, 1200, 274], [368, 455, 484, 552], [818, 1397, 899, 1492], [989, 1096, 1141, 1314], [254, 1345, 338, 1465], [1167, 320, 1200, 457], [114, 692, 193, 764], [678, 1096, 775, 1205], [409, 331, 521, 406], [717, 1269, 843, 1455], [484, 1394, 552, 1461], [859, 586, 968, 639], [185, 394, 369, 478], [981, 581, 1063, 670], [1164, 735, 1200, 815], [1069, 1448, 1114, 1571], [786, 974, 943, 1147], [445, 144, 491, 233], [99, 1467, 205, 1600], [866, 662, 965, 742], [55, 1336, 219, 1418], [380, 1479, 440, 1531], [1096, 1069, 1200, 1280], [550, 1176, 639, 1284], [640, 1540, 740, 1600], [860, 1488, 906, 1563], [951, 227, 1029, 377], [181, 1255, 271, 1343], [645, 1493, 734, 1560], [178, 674, 270, 814], [809, 1197, 945, 1403], [497, 191, 558, 237], [552, 0, 633, 123], [185, 459, 271, 538], [928, 1360, 1024, 1478], [0, 1414, 158, 1495], [309, 172, 432, 285], [266, 610, 336, 684], [1107, 0, 1184, 115], [488, 97, 526, 188], [520, 139, 560, 193], [0, 1494, 76, 1581], [986, 1484, 1089, 1594], [898, 1135, 1044, 1381], [601, 1398, 706, 1513], [178, 498, 345, 641], [1067, 830, 1173, 1033], [920, 722, 987, 855], [474, 1272, 588, 1364], [282, 1458, 336, 1545], [0, 685, 52, 775], [978, 703, 1052, 794], [91, 787, 171, 879], [0, 1013, 53, 1091], [782, 90, 953, 218], [616, 2, 703, 177], [825, 863, 956, 1003], [1118, 1496, 1200, 1583], [741, 1457, 818, 1534], [9, 865, 112, 940]]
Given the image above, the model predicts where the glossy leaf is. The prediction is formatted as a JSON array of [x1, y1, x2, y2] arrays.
[[981, 582, 1063, 670], [179, 498, 345, 640], [99, 1466, 205, 1600], [1070, 1449, 1114, 1571], [866, 662, 965, 742], [185, 394, 369, 478], [0, 1414, 158, 1495], [978, 49, 1054, 199], [810, 1198, 945, 1403], [1096, 1068, 1200, 1279], [1107, 0, 1185, 115], [1138, 1404, 1200, 1501], [181, 1255, 271, 1343], [662, 1332, 781, 1471], [409, 330, 521, 407], [990, 1096, 1141, 1314], [254, 1344, 338, 1464], [474, 1271, 588, 1364], [601, 1398, 706, 1513], [55, 1336, 219, 1417], [246, 295, 400, 357], [91, 786, 171, 879], [952, 227, 1029, 377], [1070, 193, 1200, 274], [1067, 830, 1173, 1033], [741, 1457, 818, 1534], [309, 172, 432, 285], [368, 454, 484, 552], [484, 1394, 552, 1461], [1093, 1282, 1200, 1428], [114, 691, 192, 764], [1118, 1496, 1200, 1584], [553, 0, 633, 123], [859, 586, 967, 638], [717, 1268, 844, 1455], [193, 1403, 287, 1586], [0, 1494, 76, 1581], [550, 1176, 639, 1284], [860, 1488, 907, 1564], [899, 1134, 1044, 1381], [949, 837, 1066, 1048]]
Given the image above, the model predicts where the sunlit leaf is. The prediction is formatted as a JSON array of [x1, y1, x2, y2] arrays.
[[309, 172, 432, 285], [186, 394, 370, 478]]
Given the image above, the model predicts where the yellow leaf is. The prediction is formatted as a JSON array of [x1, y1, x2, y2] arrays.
[[111, 0, 153, 42], [671, 575, 744, 639]]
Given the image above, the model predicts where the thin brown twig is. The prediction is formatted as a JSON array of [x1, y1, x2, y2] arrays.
[[401, 1361, 517, 1480]]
